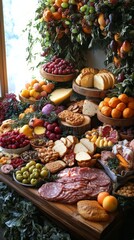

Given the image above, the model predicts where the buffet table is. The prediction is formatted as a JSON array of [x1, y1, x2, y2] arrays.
[[0, 171, 123, 240]]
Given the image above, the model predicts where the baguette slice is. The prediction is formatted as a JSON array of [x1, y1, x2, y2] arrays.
[[66, 138, 72, 148], [80, 138, 96, 155], [67, 135, 78, 144], [52, 142, 67, 157], [74, 142, 89, 154], [75, 151, 91, 161], [60, 137, 67, 145]]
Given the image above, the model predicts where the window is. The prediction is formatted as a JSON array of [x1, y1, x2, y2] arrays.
[[0, 0, 8, 98], [1, 0, 39, 97]]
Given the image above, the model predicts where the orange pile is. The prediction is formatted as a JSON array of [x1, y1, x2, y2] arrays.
[[99, 94, 134, 119]]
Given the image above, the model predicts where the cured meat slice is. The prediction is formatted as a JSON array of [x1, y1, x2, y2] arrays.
[[38, 182, 63, 200], [38, 167, 112, 204]]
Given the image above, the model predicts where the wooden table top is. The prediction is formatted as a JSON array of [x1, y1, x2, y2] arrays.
[[0, 171, 122, 240]]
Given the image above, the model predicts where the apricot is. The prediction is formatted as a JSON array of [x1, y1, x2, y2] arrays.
[[40, 90, 47, 97], [25, 83, 30, 89], [97, 192, 110, 206], [39, 80, 47, 86], [21, 89, 30, 98], [30, 79, 39, 86], [33, 83, 42, 92], [102, 195, 118, 212]]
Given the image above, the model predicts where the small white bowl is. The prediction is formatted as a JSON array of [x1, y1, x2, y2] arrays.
[[1, 144, 30, 154]]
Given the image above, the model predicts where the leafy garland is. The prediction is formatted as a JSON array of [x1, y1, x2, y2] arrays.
[[26, 0, 134, 78], [0, 182, 71, 240]]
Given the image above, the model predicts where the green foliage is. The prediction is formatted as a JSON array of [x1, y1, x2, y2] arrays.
[[25, 0, 134, 77], [0, 182, 71, 240]]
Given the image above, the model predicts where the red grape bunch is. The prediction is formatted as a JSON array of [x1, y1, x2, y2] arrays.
[[43, 56, 76, 75]]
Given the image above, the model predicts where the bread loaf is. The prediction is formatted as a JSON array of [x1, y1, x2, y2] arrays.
[[77, 200, 109, 222]]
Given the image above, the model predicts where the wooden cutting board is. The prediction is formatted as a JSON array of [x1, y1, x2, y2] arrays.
[[0, 171, 120, 240]]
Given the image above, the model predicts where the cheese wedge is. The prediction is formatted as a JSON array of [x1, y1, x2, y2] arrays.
[[50, 88, 73, 104]]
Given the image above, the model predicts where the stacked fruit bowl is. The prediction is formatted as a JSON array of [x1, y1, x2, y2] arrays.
[[40, 56, 77, 82], [0, 130, 30, 154]]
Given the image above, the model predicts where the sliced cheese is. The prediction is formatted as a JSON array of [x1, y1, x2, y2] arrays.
[[50, 88, 73, 105]]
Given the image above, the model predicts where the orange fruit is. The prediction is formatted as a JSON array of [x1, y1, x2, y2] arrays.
[[108, 97, 121, 108], [116, 102, 126, 112], [118, 93, 129, 104], [55, 0, 62, 7], [52, 11, 62, 20], [123, 108, 134, 118], [98, 101, 109, 110], [82, 26, 91, 34], [102, 195, 118, 212], [127, 101, 134, 110], [39, 80, 47, 86], [101, 106, 112, 117], [111, 108, 122, 118], [104, 97, 110, 103], [43, 9, 52, 22], [128, 97, 134, 102], [30, 79, 39, 86], [41, 84, 53, 93], [97, 192, 110, 206]]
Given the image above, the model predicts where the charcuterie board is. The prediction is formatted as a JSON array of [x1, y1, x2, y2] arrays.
[[0, 171, 119, 240], [73, 80, 109, 100], [40, 68, 76, 82], [97, 109, 134, 127]]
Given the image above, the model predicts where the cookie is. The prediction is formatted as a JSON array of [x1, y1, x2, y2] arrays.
[[66, 113, 84, 126]]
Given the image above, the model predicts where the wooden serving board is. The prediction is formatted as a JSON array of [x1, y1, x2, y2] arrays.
[[40, 68, 76, 82], [0, 171, 120, 240], [97, 109, 134, 127], [73, 80, 109, 100]]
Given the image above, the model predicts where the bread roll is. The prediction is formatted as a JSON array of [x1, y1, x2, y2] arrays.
[[77, 200, 109, 222]]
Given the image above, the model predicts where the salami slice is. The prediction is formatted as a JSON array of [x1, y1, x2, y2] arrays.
[[38, 182, 63, 200]]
